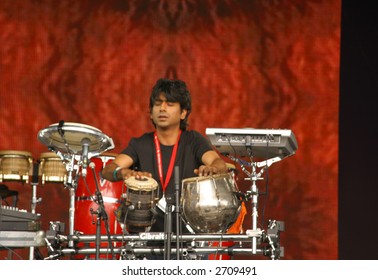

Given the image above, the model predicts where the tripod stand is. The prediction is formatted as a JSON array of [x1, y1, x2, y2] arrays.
[[230, 154, 283, 254]]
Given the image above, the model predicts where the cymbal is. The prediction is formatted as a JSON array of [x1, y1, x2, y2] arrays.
[[37, 122, 114, 156]]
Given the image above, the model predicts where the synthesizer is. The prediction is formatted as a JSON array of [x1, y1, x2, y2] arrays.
[[206, 127, 298, 158], [0, 206, 41, 231]]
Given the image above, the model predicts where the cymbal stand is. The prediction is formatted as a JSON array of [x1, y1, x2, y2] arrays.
[[48, 122, 80, 248], [56, 151, 79, 248], [38, 121, 116, 252]]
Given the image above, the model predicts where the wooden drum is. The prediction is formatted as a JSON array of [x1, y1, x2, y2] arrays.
[[38, 152, 67, 184], [0, 150, 33, 183]]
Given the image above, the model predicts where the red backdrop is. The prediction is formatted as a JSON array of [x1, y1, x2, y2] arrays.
[[0, 0, 340, 260]]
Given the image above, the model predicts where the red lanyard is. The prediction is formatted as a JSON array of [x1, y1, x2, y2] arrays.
[[154, 130, 181, 192]]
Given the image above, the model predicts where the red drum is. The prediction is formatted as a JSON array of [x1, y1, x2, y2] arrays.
[[74, 152, 123, 259]]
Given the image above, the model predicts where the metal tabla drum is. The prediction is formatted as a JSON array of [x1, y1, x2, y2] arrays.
[[38, 152, 67, 184], [116, 176, 159, 232], [181, 173, 242, 234], [0, 150, 33, 183]]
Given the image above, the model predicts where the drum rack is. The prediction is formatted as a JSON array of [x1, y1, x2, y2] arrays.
[[43, 219, 284, 260], [31, 123, 298, 260]]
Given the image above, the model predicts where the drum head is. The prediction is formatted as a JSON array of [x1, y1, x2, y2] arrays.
[[125, 176, 159, 191], [39, 152, 61, 159], [0, 150, 33, 157], [38, 122, 114, 155]]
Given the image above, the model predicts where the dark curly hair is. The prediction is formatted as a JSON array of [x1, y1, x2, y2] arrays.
[[149, 78, 192, 130]]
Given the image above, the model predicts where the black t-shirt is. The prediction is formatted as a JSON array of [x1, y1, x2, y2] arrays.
[[121, 130, 214, 233]]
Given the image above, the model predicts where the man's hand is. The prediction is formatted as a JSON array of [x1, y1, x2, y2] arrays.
[[194, 165, 218, 177]]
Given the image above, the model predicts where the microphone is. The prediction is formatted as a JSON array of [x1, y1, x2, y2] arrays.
[[81, 137, 91, 176], [174, 166, 179, 188]]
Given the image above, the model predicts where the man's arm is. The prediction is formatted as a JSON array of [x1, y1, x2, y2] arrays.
[[100, 154, 151, 182]]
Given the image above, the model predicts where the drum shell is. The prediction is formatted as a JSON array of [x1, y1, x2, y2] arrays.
[[181, 173, 241, 234], [38, 152, 67, 184], [118, 176, 159, 232]]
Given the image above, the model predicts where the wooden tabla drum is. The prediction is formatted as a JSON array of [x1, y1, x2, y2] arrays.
[[116, 176, 159, 233]]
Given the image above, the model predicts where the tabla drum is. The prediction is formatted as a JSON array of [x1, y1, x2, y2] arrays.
[[74, 152, 123, 259], [38, 152, 67, 184], [116, 176, 159, 233], [181, 173, 242, 234], [0, 150, 33, 183]]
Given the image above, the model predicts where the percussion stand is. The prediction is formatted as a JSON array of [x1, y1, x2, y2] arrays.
[[174, 166, 181, 260], [29, 163, 42, 260], [90, 193, 108, 260], [164, 166, 181, 260], [164, 197, 174, 260], [63, 153, 79, 248], [243, 157, 260, 255], [244, 156, 282, 254]]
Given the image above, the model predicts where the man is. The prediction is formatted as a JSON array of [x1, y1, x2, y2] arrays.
[[101, 78, 228, 234]]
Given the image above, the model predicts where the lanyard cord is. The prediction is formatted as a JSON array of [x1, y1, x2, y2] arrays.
[[154, 130, 182, 192]]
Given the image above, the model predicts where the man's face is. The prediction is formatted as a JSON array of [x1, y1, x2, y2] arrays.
[[150, 93, 187, 129]]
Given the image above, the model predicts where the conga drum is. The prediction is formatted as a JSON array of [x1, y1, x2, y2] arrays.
[[0, 150, 33, 183], [74, 152, 123, 259]]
